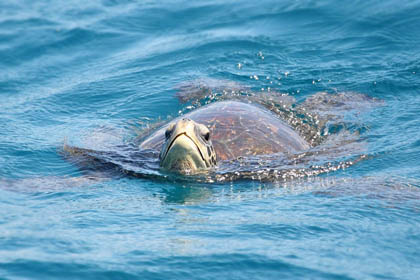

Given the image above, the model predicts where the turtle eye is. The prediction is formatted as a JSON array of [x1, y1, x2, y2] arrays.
[[165, 123, 175, 139], [165, 129, 171, 139], [198, 124, 210, 141], [204, 131, 210, 141]]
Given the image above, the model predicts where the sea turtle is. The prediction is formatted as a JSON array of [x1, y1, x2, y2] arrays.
[[138, 100, 310, 174], [62, 81, 373, 182]]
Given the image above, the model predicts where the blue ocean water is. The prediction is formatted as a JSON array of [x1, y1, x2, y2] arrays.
[[1, 0, 420, 279]]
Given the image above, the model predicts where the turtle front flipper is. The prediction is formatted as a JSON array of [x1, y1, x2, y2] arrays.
[[62, 142, 161, 180], [62, 142, 125, 178]]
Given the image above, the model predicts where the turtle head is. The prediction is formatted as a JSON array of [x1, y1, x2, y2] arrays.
[[159, 118, 217, 174]]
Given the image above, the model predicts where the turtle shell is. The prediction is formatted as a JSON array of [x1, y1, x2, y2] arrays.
[[139, 101, 310, 161]]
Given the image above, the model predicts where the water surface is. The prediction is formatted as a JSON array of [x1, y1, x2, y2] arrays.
[[1, 0, 420, 279]]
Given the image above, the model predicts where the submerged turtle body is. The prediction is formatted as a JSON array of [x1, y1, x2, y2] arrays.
[[139, 101, 310, 164]]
